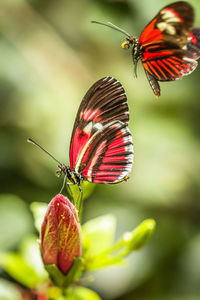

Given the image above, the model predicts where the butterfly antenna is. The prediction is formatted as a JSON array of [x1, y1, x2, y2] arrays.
[[91, 21, 131, 38], [27, 138, 63, 167]]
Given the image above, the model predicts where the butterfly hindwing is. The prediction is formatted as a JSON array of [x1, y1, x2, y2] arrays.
[[76, 121, 133, 183], [142, 52, 197, 82], [186, 28, 200, 60]]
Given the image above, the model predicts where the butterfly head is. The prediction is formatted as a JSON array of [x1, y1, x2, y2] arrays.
[[56, 165, 76, 182], [56, 164, 69, 177], [121, 36, 137, 49]]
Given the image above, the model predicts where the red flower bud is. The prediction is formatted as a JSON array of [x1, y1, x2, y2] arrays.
[[41, 194, 82, 275]]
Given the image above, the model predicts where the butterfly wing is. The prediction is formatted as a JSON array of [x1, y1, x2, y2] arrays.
[[75, 121, 133, 183], [69, 77, 130, 174], [186, 28, 200, 60], [142, 53, 197, 81], [138, 2, 198, 95]]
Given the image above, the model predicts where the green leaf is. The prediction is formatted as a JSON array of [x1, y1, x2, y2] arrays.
[[30, 201, 48, 233], [82, 214, 116, 257], [0, 253, 41, 288], [84, 219, 156, 271], [0, 194, 33, 250], [64, 286, 102, 300], [45, 257, 84, 289], [85, 254, 125, 271], [20, 235, 47, 279], [123, 219, 156, 252]]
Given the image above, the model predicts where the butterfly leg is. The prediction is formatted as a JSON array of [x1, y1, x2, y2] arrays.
[[66, 182, 76, 205], [59, 172, 68, 194], [78, 184, 83, 214], [59, 173, 75, 201]]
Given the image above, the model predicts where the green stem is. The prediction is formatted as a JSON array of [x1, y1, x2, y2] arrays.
[[100, 238, 126, 256], [78, 198, 83, 224], [86, 238, 127, 266]]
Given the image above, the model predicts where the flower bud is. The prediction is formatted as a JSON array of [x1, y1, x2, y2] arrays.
[[123, 219, 156, 252], [41, 194, 82, 275]]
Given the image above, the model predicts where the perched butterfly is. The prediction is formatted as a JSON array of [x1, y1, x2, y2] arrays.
[[92, 1, 200, 97], [28, 77, 134, 200]]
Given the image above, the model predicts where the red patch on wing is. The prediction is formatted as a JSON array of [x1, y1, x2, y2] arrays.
[[142, 51, 174, 61], [189, 33, 197, 44], [139, 19, 163, 47], [80, 109, 101, 122], [70, 128, 92, 170]]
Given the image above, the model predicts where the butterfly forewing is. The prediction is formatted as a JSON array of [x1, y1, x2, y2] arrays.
[[139, 1, 194, 48], [69, 77, 133, 183], [76, 121, 133, 183]]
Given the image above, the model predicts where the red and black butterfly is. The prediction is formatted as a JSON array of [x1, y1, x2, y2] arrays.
[[28, 77, 134, 197], [92, 1, 200, 97]]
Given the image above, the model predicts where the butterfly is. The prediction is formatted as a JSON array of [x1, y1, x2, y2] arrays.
[[92, 1, 200, 97], [28, 77, 134, 200]]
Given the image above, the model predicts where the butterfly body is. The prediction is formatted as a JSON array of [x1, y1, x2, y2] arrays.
[[131, 39, 142, 77], [132, 41, 142, 62], [57, 165, 83, 186]]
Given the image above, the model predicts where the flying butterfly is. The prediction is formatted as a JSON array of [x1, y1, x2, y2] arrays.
[[92, 1, 200, 97], [28, 77, 134, 202]]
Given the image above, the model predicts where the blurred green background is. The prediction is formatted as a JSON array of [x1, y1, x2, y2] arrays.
[[0, 0, 200, 299]]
